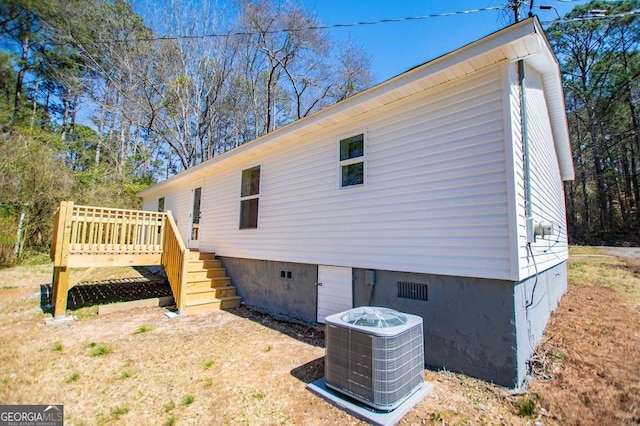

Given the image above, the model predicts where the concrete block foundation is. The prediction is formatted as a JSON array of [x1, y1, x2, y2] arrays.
[[220, 256, 567, 388]]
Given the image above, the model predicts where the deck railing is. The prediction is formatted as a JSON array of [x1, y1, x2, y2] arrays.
[[51, 201, 187, 317], [51, 202, 166, 266], [161, 211, 189, 312]]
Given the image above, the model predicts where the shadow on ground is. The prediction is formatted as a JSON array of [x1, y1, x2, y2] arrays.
[[290, 356, 325, 384], [227, 305, 325, 348], [40, 267, 172, 314]]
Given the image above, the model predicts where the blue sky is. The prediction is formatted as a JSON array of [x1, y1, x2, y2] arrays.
[[133, 0, 597, 84], [299, 0, 595, 83]]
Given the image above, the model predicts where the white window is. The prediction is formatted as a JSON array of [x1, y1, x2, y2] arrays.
[[240, 165, 260, 229], [339, 134, 364, 188]]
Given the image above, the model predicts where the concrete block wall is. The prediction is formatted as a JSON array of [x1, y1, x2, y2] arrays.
[[219, 256, 567, 388]]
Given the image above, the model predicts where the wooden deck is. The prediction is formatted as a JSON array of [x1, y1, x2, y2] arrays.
[[50, 201, 240, 318]]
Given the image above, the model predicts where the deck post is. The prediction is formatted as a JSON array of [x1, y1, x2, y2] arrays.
[[178, 249, 189, 313], [51, 201, 73, 267], [51, 201, 74, 318], [52, 266, 70, 318]]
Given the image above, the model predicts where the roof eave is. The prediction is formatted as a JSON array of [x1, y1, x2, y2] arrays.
[[526, 19, 575, 182], [139, 17, 574, 198]]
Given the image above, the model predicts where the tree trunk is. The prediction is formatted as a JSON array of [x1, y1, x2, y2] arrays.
[[630, 143, 640, 226], [14, 33, 29, 117], [613, 161, 628, 228], [61, 88, 70, 141], [30, 79, 38, 129], [588, 106, 610, 230]]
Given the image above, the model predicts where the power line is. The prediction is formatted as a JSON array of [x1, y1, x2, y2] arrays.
[[539, 8, 640, 24], [91, 6, 506, 44], [554, 0, 626, 3]]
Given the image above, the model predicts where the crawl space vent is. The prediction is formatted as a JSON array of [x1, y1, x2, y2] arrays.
[[324, 307, 424, 411]]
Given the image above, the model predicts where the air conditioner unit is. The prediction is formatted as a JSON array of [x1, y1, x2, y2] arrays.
[[324, 307, 425, 411]]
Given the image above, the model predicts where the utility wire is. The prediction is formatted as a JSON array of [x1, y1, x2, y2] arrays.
[[88, 6, 506, 44], [539, 8, 640, 24], [554, 0, 625, 3], [66, 3, 639, 45]]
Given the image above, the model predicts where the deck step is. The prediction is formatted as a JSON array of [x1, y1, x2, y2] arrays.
[[181, 251, 241, 314], [187, 267, 226, 278], [186, 286, 238, 300], [188, 259, 222, 270], [188, 250, 217, 261], [182, 296, 242, 314], [186, 276, 232, 288]]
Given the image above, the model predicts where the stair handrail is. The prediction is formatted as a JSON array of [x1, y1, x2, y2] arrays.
[[162, 210, 188, 313]]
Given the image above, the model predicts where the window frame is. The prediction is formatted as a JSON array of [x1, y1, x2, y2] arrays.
[[239, 164, 261, 230], [338, 133, 366, 189]]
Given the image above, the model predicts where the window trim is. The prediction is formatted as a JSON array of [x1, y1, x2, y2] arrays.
[[239, 164, 261, 230], [338, 132, 366, 190]]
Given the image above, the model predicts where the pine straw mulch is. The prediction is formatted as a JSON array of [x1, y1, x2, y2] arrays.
[[527, 251, 640, 425]]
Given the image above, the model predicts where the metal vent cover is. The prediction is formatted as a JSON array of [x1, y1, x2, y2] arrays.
[[397, 281, 428, 301], [324, 307, 424, 411]]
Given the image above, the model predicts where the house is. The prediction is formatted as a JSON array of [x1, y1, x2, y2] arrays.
[[138, 17, 574, 389]]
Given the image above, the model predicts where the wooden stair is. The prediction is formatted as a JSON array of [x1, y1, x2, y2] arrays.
[[183, 251, 241, 314]]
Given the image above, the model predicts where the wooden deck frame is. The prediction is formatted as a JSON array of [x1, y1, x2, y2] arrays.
[[51, 201, 188, 317]]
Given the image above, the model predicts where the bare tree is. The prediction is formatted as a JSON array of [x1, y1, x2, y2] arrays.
[[237, 0, 373, 133]]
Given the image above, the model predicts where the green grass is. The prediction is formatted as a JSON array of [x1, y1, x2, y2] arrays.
[[203, 359, 215, 369], [110, 406, 129, 419], [134, 325, 152, 334], [74, 305, 98, 319], [181, 395, 195, 406], [87, 342, 111, 357], [568, 247, 640, 301], [0, 285, 17, 290], [52, 342, 63, 352], [66, 371, 80, 383], [117, 371, 131, 380], [516, 395, 537, 418], [551, 351, 563, 360], [17, 251, 52, 265], [165, 416, 176, 426]]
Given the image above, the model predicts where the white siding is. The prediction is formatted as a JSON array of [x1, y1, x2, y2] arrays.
[[510, 63, 569, 280], [194, 66, 513, 280], [142, 198, 157, 212], [145, 179, 201, 246]]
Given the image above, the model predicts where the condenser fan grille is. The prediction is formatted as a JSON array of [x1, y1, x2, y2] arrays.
[[324, 307, 424, 411]]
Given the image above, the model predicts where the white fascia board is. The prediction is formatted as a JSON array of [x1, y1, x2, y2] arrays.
[[523, 19, 575, 182]]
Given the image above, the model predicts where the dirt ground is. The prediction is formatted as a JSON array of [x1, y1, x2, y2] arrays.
[[0, 247, 638, 425]]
